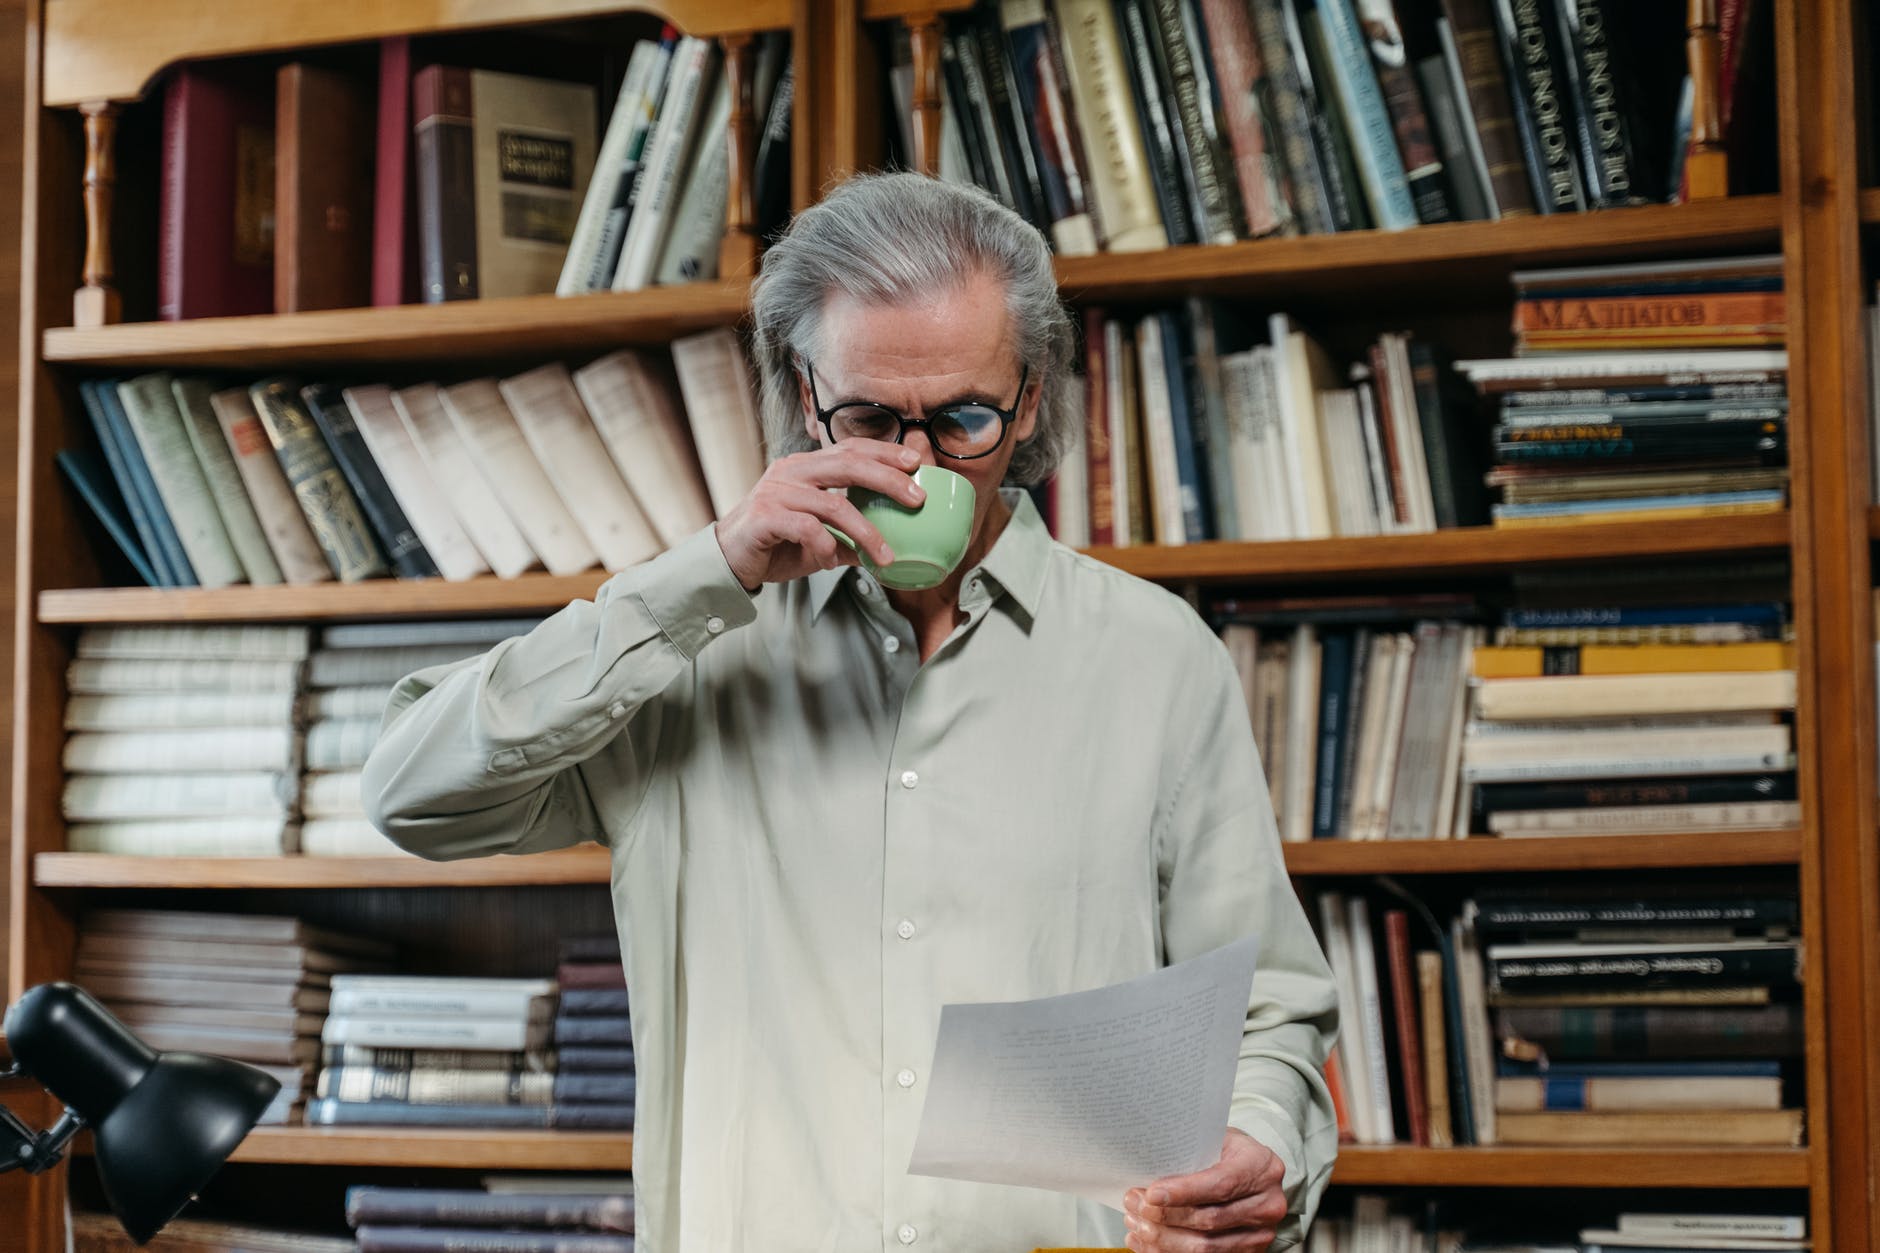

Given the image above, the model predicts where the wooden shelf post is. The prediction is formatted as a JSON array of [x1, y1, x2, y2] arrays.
[[719, 32, 762, 279], [904, 12, 943, 177], [74, 101, 120, 328], [1684, 0, 1729, 199]]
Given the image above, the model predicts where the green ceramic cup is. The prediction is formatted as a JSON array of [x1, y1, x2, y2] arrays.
[[828, 463, 977, 590]]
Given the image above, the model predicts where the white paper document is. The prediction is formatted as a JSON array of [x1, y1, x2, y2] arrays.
[[906, 935, 1260, 1208]]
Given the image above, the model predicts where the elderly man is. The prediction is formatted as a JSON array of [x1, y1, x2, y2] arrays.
[[362, 172, 1337, 1253]]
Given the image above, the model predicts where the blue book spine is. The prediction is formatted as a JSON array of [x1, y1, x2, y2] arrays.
[[1314, 0, 1418, 229], [1156, 312, 1213, 541], [56, 449, 161, 586], [1491, 489, 1786, 520], [1497, 1059, 1783, 1079], [96, 380, 198, 586], [1310, 630, 1353, 838], [77, 380, 174, 586], [1504, 603, 1787, 629]]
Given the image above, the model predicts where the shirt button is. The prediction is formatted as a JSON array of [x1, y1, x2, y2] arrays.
[[896, 919, 916, 940], [897, 1225, 918, 1245], [705, 615, 725, 635], [896, 1068, 917, 1088], [882, 635, 900, 653], [900, 770, 919, 790], [608, 702, 627, 720]]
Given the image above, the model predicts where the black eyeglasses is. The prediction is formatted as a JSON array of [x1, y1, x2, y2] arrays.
[[804, 360, 1029, 461]]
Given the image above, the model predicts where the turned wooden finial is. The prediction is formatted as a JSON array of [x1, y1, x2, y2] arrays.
[[905, 14, 943, 177], [1683, 0, 1728, 199], [719, 32, 761, 279], [76, 101, 123, 328]]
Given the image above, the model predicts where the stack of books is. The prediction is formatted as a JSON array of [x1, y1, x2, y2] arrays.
[[1216, 596, 1482, 842], [1302, 1202, 1805, 1253], [74, 907, 393, 1126], [299, 619, 542, 857], [892, 0, 1765, 252], [1304, 1195, 1458, 1253], [344, 1180, 633, 1253], [1462, 602, 1799, 837], [555, 935, 636, 1100], [159, 36, 791, 316], [61, 625, 308, 856], [1071, 306, 1487, 548], [308, 974, 630, 1129], [58, 332, 760, 590], [1459, 255, 1790, 530], [1578, 1212, 1808, 1253], [1481, 887, 1805, 1147]]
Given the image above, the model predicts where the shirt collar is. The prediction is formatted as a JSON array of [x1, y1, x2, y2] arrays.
[[807, 488, 1052, 624]]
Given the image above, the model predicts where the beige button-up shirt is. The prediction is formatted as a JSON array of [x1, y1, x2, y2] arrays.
[[363, 491, 1339, 1253]]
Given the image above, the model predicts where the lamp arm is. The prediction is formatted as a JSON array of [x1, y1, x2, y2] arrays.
[[0, 1101, 86, 1174]]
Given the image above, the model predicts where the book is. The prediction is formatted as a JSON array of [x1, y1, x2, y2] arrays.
[[438, 379, 599, 575], [305, 1099, 630, 1128], [1615, 1216, 1806, 1241], [569, 350, 714, 547], [1497, 1003, 1804, 1059], [1494, 1108, 1803, 1146], [1486, 939, 1800, 993], [209, 386, 335, 585], [613, 39, 717, 291], [391, 383, 541, 578], [344, 1188, 633, 1231], [1473, 641, 1795, 677], [64, 727, 298, 774], [668, 329, 768, 517], [82, 907, 388, 953], [560, 38, 670, 294], [67, 817, 295, 857], [1000, 0, 1103, 251], [1495, 1071, 1782, 1112], [115, 373, 246, 588], [249, 378, 390, 582], [67, 656, 302, 693], [353, 1231, 633, 1253], [302, 383, 438, 579], [498, 363, 662, 570], [56, 449, 160, 586], [1474, 670, 1798, 720], [275, 62, 374, 311], [341, 385, 491, 581], [159, 65, 275, 320], [1494, 0, 1584, 212], [328, 977, 555, 1018], [1315, 0, 1419, 229], [78, 380, 184, 586], [318, 1066, 557, 1105], [1053, 0, 1169, 250], [373, 36, 421, 306], [166, 377, 283, 585], [321, 1045, 555, 1072], [321, 1016, 554, 1051]]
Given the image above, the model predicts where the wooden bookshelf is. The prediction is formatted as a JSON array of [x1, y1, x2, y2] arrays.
[[1281, 830, 1804, 877], [39, 571, 616, 625], [75, 1127, 633, 1170], [40, 281, 753, 370], [1329, 1147, 1810, 1190]]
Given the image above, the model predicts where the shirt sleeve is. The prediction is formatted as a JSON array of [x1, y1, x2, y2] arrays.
[[1155, 615, 1340, 1252], [360, 525, 758, 860]]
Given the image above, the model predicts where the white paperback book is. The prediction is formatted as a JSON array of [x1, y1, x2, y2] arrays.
[[116, 373, 246, 588], [390, 383, 541, 579], [440, 379, 601, 576], [669, 328, 768, 516], [572, 349, 715, 546], [559, 40, 663, 295], [612, 38, 718, 291], [342, 384, 490, 582], [499, 363, 662, 571], [209, 387, 335, 586]]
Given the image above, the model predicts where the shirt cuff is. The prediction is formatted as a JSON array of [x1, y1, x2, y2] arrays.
[[1229, 1108, 1307, 1252], [631, 525, 759, 660]]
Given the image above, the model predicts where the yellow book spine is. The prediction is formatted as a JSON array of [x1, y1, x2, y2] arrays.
[[1472, 641, 1797, 678], [1491, 501, 1786, 529]]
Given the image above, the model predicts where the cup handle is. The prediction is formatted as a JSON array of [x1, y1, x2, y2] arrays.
[[824, 523, 859, 553]]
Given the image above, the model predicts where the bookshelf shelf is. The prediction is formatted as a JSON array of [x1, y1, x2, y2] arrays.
[[76, 1127, 633, 1170], [1281, 830, 1803, 876], [36, 515, 1797, 624], [39, 281, 753, 370], [1088, 514, 1793, 585], [1053, 197, 1784, 304], [33, 848, 612, 889], [32, 832, 1801, 889], [1328, 1147, 1810, 1189]]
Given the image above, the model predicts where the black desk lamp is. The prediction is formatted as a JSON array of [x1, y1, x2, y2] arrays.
[[0, 982, 281, 1244]]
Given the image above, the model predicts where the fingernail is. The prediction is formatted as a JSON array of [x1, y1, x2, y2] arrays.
[[878, 545, 894, 564], [1149, 1188, 1170, 1206], [900, 450, 919, 467], [910, 485, 926, 503]]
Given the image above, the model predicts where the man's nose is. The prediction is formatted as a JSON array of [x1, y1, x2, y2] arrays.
[[901, 427, 939, 466]]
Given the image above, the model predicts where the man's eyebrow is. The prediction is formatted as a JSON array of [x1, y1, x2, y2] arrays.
[[829, 386, 1011, 410]]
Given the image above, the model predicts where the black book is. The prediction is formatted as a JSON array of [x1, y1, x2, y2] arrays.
[[57, 448, 161, 587], [1473, 888, 1799, 935], [1114, 0, 1198, 244], [346, 1188, 632, 1232], [356, 1229, 632, 1253], [1473, 772, 1799, 820], [560, 987, 631, 1016], [1492, 0, 1585, 212], [1492, 426, 1788, 463], [553, 1071, 636, 1105], [306, 1098, 631, 1129], [1289, 0, 1370, 230], [1148, 0, 1246, 242], [558, 934, 622, 963], [1246, 0, 1338, 233], [1310, 630, 1354, 839], [941, 34, 1002, 202], [752, 47, 795, 239], [970, 3, 1049, 230], [1407, 339, 1489, 528], [555, 1015, 633, 1046], [558, 1045, 635, 1071], [1551, 0, 1646, 206], [1486, 940, 1800, 994], [1497, 1002, 1804, 1060], [303, 384, 437, 579]]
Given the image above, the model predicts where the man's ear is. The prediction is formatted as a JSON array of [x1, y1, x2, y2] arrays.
[[1014, 377, 1042, 443], [799, 370, 822, 446]]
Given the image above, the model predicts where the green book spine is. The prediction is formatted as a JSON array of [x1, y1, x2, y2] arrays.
[[248, 377, 389, 582]]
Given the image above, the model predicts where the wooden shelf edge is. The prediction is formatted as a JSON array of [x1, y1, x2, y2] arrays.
[[1088, 513, 1793, 584], [34, 848, 611, 889], [38, 515, 1796, 624], [1283, 829, 1803, 876], [1330, 1146, 1809, 1189], [1055, 198, 1784, 301], [76, 1127, 631, 1170], [40, 282, 752, 369]]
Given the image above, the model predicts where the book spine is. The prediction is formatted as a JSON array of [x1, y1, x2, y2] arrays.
[[1246, 0, 1336, 233], [321, 1017, 547, 1051], [1115, 0, 1198, 245], [1083, 309, 1116, 545], [249, 379, 390, 581], [116, 374, 244, 587], [552, 1072, 637, 1104], [1356, 0, 1454, 224], [615, 40, 716, 291], [373, 36, 417, 306], [1054, 0, 1170, 249], [556, 1046, 636, 1071], [1489, 946, 1800, 993], [554, 1016, 632, 1046], [320, 1066, 554, 1105], [1493, 0, 1583, 212], [55, 450, 160, 586], [751, 41, 794, 239], [438, 379, 599, 576], [1003, 0, 1102, 250], [1315, 0, 1420, 229], [1150, 0, 1245, 242], [323, 1045, 553, 1072], [1474, 772, 1798, 816], [1416, 51, 1491, 220], [1384, 910, 1430, 1145], [354, 1227, 634, 1253], [208, 387, 336, 586], [1309, 631, 1352, 838], [559, 987, 632, 1015], [1195, 0, 1292, 236], [345, 1192, 632, 1232], [560, 42, 658, 296], [341, 386, 490, 581], [306, 1098, 631, 1129], [1496, 1004, 1804, 1059], [1552, 0, 1642, 207], [973, 8, 1049, 228], [78, 381, 178, 586], [1288, 0, 1368, 230], [414, 66, 479, 302], [170, 377, 284, 585], [327, 986, 552, 1018], [1437, 0, 1536, 214], [651, 75, 732, 285], [302, 384, 437, 578]]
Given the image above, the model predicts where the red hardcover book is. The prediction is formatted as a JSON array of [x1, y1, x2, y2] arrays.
[[1083, 307, 1115, 547], [373, 36, 422, 307], [1383, 909, 1430, 1146], [277, 63, 375, 312], [159, 66, 275, 320]]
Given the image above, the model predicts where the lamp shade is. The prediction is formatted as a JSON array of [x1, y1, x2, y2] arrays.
[[4, 983, 280, 1244]]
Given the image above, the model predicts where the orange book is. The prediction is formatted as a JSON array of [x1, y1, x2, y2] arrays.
[[1323, 1050, 1356, 1144], [1514, 291, 1787, 334], [1472, 641, 1796, 678], [1491, 500, 1786, 529]]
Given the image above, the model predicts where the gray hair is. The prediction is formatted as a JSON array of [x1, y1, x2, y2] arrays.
[[749, 171, 1078, 487]]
